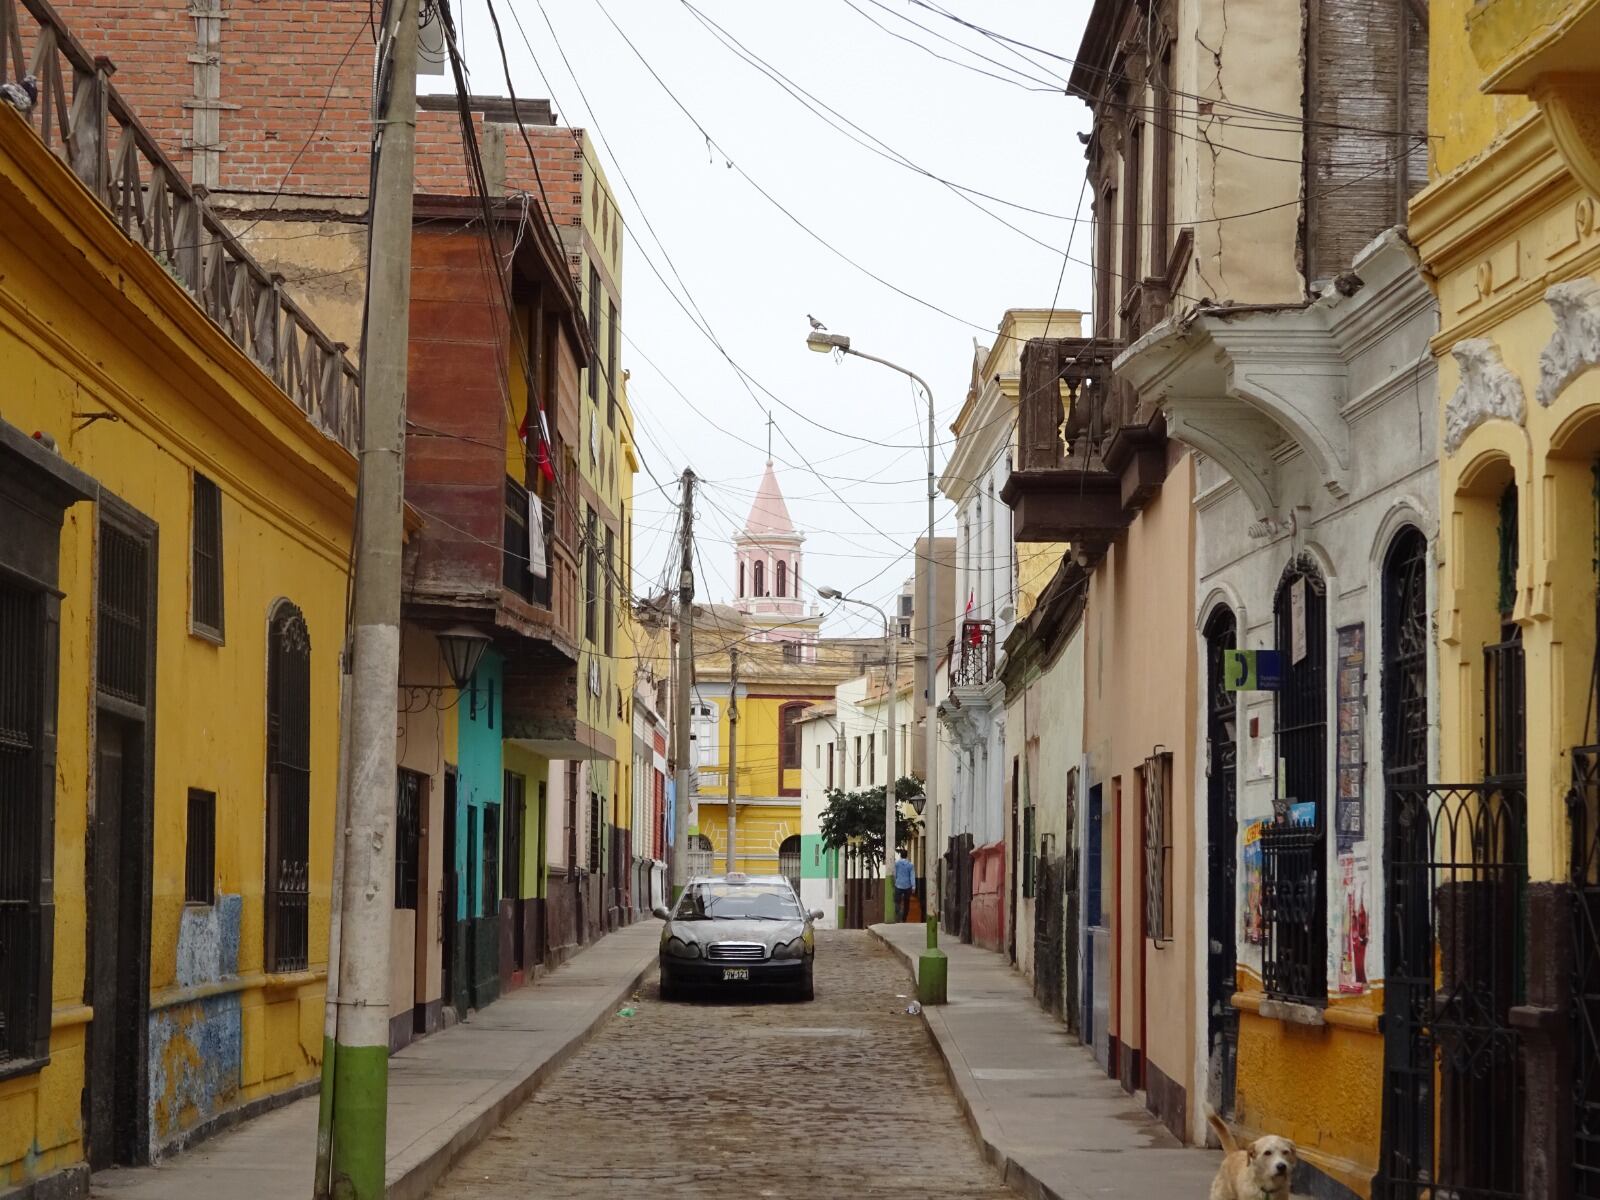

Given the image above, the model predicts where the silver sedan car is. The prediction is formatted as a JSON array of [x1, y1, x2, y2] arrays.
[[653, 874, 823, 1002]]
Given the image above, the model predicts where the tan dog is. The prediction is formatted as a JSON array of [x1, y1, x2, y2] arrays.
[[1206, 1106, 1297, 1200]]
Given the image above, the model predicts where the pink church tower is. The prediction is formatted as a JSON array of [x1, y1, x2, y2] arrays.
[[733, 460, 820, 654]]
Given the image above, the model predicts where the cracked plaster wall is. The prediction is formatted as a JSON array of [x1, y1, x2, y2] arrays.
[[1171, 0, 1304, 304]]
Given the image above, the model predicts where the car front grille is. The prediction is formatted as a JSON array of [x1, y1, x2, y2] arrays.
[[706, 941, 767, 962]]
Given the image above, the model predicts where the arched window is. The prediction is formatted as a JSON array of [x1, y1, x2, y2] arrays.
[[265, 601, 311, 973], [1263, 557, 1327, 1004], [1381, 527, 1429, 788], [778, 835, 802, 897], [1487, 482, 1525, 785], [780, 702, 806, 770], [738, 561, 745, 598], [753, 560, 765, 597], [776, 560, 787, 597], [691, 701, 719, 767], [791, 561, 799, 596]]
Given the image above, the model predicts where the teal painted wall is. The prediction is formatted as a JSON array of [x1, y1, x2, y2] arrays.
[[800, 835, 836, 880], [456, 649, 504, 920]]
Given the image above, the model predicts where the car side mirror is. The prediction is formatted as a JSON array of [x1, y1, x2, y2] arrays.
[[811, 910, 826, 921], [652, 905, 672, 921]]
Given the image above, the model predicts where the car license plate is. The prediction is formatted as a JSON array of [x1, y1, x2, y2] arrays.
[[722, 967, 750, 982]]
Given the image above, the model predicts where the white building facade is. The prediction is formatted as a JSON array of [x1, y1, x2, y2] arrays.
[[1119, 229, 1439, 1137]]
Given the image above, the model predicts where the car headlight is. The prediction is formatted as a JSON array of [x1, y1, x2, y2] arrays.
[[771, 937, 807, 960], [663, 936, 701, 959]]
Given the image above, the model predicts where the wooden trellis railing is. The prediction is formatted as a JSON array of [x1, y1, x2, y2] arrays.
[[0, 0, 361, 452]]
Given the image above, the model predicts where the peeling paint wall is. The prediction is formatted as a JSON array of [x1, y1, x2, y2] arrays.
[[147, 898, 246, 1154]]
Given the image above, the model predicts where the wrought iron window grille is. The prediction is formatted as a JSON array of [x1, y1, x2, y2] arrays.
[[395, 770, 422, 911], [0, 579, 47, 1064], [1143, 751, 1174, 945], [264, 603, 311, 974], [190, 474, 224, 640], [1264, 556, 1328, 1005], [185, 789, 216, 906]]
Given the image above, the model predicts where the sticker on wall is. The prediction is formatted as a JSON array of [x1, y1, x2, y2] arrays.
[[1241, 819, 1266, 946], [1335, 624, 1366, 852], [1336, 844, 1371, 994]]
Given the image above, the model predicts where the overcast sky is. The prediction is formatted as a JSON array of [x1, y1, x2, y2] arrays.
[[428, 0, 1096, 639]]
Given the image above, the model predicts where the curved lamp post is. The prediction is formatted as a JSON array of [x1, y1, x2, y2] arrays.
[[810, 328, 947, 999]]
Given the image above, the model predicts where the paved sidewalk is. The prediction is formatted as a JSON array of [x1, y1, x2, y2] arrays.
[[871, 923, 1220, 1200], [92, 921, 660, 1200]]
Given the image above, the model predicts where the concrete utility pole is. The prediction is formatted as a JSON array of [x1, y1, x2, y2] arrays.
[[671, 468, 696, 901], [319, 0, 416, 1195], [725, 646, 739, 874]]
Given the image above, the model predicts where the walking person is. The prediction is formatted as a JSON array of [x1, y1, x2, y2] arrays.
[[893, 848, 916, 922]]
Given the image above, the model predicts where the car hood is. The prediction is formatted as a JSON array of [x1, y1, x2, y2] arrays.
[[666, 919, 806, 945]]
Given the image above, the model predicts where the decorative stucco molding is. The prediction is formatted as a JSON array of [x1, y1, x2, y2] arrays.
[[1538, 278, 1600, 407], [1533, 76, 1600, 201], [1444, 338, 1526, 453]]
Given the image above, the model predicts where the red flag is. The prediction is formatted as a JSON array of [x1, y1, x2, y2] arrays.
[[519, 407, 555, 483]]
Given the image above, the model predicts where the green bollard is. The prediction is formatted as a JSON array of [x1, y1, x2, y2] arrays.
[[918, 913, 948, 1005]]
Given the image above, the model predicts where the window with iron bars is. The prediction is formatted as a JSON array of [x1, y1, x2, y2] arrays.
[[502, 771, 525, 901], [185, 789, 216, 905], [588, 791, 603, 874], [265, 602, 311, 973], [1263, 559, 1328, 1004], [0, 579, 49, 1065], [1022, 802, 1037, 899], [190, 473, 224, 640], [604, 527, 615, 656], [1143, 752, 1173, 944], [395, 770, 423, 910], [587, 265, 601, 402], [606, 299, 618, 429], [584, 508, 598, 644], [483, 803, 501, 910]]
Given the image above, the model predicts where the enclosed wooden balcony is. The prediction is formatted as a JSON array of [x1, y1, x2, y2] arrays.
[[1000, 336, 1141, 554]]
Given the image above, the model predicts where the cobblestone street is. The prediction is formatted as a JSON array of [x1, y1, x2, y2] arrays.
[[429, 931, 1016, 1198]]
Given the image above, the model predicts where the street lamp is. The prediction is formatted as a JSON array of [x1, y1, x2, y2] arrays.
[[436, 625, 491, 692], [809, 324, 948, 1004], [819, 586, 897, 925], [806, 324, 939, 926]]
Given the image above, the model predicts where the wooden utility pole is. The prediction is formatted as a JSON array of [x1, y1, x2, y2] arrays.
[[318, 1, 416, 1196], [726, 646, 739, 874], [671, 469, 696, 900]]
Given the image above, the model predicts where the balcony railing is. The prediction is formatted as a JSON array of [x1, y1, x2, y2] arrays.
[[0, 0, 360, 451], [1002, 336, 1135, 550], [950, 619, 995, 688], [1015, 336, 1121, 472]]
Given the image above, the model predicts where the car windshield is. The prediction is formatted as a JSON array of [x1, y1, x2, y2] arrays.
[[673, 882, 802, 921]]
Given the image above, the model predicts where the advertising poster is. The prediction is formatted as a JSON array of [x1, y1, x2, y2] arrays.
[[1335, 624, 1366, 851], [1241, 819, 1266, 945], [1336, 844, 1371, 993]]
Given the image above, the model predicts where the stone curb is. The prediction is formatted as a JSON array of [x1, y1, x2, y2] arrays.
[[385, 942, 657, 1200], [869, 926, 1071, 1200]]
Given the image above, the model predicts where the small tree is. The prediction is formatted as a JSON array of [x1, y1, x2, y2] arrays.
[[819, 775, 923, 875]]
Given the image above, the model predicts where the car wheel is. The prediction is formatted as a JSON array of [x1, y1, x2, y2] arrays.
[[797, 966, 814, 1002], [659, 970, 678, 1002]]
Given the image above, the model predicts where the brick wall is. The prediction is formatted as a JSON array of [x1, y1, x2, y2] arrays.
[[55, 0, 587, 212], [57, 0, 375, 194]]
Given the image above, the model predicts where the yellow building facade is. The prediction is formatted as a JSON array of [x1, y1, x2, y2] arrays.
[[1404, 0, 1600, 1192], [0, 49, 357, 1196]]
